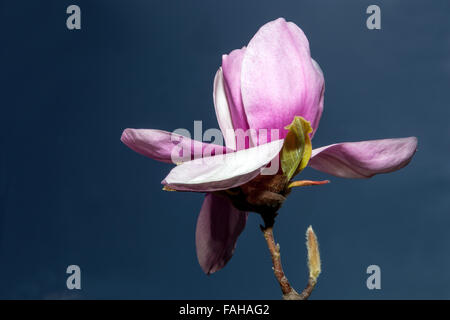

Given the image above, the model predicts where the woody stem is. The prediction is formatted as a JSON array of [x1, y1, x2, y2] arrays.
[[260, 213, 316, 300]]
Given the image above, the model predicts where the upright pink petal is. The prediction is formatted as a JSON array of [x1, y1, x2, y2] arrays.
[[214, 49, 252, 150], [308, 137, 418, 178], [121, 129, 229, 164], [196, 193, 248, 274], [162, 139, 284, 192], [222, 48, 250, 133], [241, 18, 324, 139], [311, 59, 325, 138]]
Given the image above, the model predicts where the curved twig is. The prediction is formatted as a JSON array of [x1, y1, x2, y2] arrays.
[[261, 218, 320, 300]]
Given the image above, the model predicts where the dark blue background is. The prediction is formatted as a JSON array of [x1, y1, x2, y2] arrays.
[[0, 0, 449, 299]]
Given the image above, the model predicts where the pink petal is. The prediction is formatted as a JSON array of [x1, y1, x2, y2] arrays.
[[162, 139, 284, 192], [196, 193, 248, 274], [311, 59, 325, 138], [221, 48, 250, 134], [309, 137, 418, 178], [214, 49, 253, 150], [121, 129, 229, 164], [241, 18, 324, 139]]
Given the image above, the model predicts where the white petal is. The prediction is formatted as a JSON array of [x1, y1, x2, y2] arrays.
[[162, 139, 284, 191], [213, 68, 236, 150]]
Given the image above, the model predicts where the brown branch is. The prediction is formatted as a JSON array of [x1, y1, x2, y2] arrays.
[[260, 219, 317, 300], [261, 225, 294, 296], [299, 278, 317, 300]]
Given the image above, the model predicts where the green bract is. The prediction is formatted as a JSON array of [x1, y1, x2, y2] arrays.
[[280, 116, 313, 181]]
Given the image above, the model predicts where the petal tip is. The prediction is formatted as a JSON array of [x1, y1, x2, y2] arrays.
[[120, 128, 131, 144], [410, 136, 418, 149]]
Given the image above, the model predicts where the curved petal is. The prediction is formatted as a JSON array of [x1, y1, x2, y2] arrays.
[[196, 193, 248, 274], [241, 18, 324, 139], [308, 137, 418, 178], [222, 48, 250, 134], [121, 129, 229, 164], [213, 68, 237, 150], [162, 139, 284, 192], [310, 59, 325, 139]]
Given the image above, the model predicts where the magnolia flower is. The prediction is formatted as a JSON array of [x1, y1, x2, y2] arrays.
[[121, 18, 417, 275]]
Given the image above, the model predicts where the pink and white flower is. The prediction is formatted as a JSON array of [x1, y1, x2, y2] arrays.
[[121, 18, 417, 274]]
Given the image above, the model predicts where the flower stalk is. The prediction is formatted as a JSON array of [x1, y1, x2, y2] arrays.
[[260, 215, 321, 300], [260, 224, 295, 297]]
